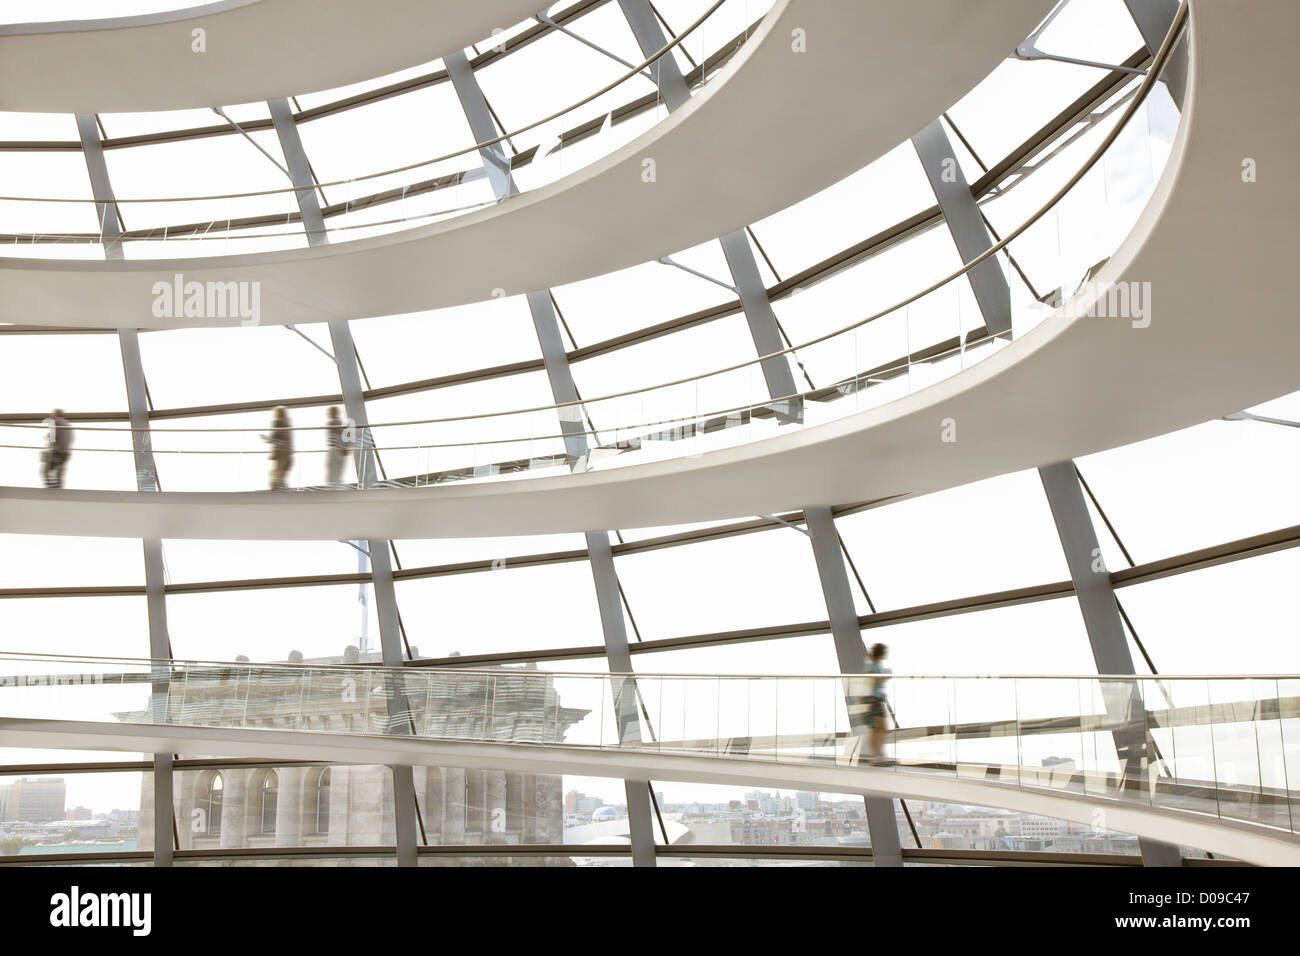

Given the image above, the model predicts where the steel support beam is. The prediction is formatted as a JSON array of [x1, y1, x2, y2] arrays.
[[616, 0, 799, 408], [445, 52, 657, 865], [77, 113, 175, 867], [717, 230, 800, 407], [621, 0, 885, 846], [445, 51, 516, 203], [1038, 460, 1180, 867], [1123, 0, 1186, 108], [912, 118, 1012, 337], [269, 97, 417, 867], [805, 506, 903, 866], [616, 0, 690, 110]]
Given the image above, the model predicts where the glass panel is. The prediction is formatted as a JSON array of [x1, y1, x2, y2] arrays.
[[176, 764, 391, 850], [0, 770, 145, 859]]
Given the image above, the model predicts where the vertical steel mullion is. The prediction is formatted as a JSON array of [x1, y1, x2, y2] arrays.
[[447, 48, 657, 867], [269, 97, 417, 866], [1040, 460, 1182, 866], [805, 506, 903, 867], [912, 117, 1012, 337], [77, 113, 174, 868]]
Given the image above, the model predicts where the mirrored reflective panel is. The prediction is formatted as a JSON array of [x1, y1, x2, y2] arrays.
[[294, 81, 476, 198], [551, 242, 740, 346], [835, 470, 1071, 611], [1115, 548, 1300, 674], [0, 150, 100, 257], [474, 2, 661, 164], [750, 141, 937, 278], [101, 127, 301, 258], [859, 596, 1096, 676], [97, 101, 271, 141], [138, 325, 346, 409], [629, 635, 840, 675], [393, 561, 609, 660], [0, 770, 147, 860], [0, 534, 144, 589], [164, 585, 381, 663], [944, 0, 1146, 163], [160, 539, 365, 584], [0, 333, 129, 414], [0, 596, 150, 658], [1076, 412, 1300, 563], [389, 534, 590, 570], [613, 525, 830, 639], [347, 296, 542, 389]]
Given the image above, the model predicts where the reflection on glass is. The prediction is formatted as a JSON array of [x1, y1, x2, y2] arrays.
[[2, 654, 1295, 846]]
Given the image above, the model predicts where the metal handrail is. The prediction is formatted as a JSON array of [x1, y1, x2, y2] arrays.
[[0, 650, 1288, 683], [0, 7, 1188, 452], [0, 0, 731, 205]]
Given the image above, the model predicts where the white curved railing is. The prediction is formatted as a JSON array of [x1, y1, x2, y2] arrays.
[[1, 651, 1295, 842], [1, 0, 229, 25], [0, 10, 1186, 494], [0, 0, 765, 259]]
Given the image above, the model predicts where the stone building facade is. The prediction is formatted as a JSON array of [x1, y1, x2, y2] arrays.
[[131, 649, 588, 862]]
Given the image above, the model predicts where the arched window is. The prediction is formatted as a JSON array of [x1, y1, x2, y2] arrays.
[[206, 773, 223, 836], [312, 769, 331, 835], [260, 772, 278, 835]]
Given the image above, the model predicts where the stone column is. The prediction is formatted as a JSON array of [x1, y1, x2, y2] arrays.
[[219, 769, 252, 849], [138, 773, 155, 852], [443, 768, 465, 845], [520, 773, 538, 844], [534, 775, 560, 844], [327, 766, 353, 845], [377, 768, 397, 847], [505, 772, 524, 838], [424, 768, 444, 845], [465, 770, 485, 838], [174, 771, 200, 850], [274, 767, 307, 846]]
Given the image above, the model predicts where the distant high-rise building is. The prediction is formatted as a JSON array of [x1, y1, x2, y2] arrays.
[[0, 777, 67, 824]]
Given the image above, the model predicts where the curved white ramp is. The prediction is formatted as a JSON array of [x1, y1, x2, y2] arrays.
[[0, 0, 545, 114], [3, 1, 1293, 541], [0, 0, 1052, 329], [4, 717, 1296, 866]]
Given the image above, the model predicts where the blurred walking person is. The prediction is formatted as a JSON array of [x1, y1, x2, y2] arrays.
[[261, 406, 294, 490], [864, 643, 892, 761], [325, 406, 349, 487], [39, 409, 73, 488]]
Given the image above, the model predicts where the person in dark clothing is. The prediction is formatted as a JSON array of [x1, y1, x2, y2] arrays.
[[40, 409, 73, 488]]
